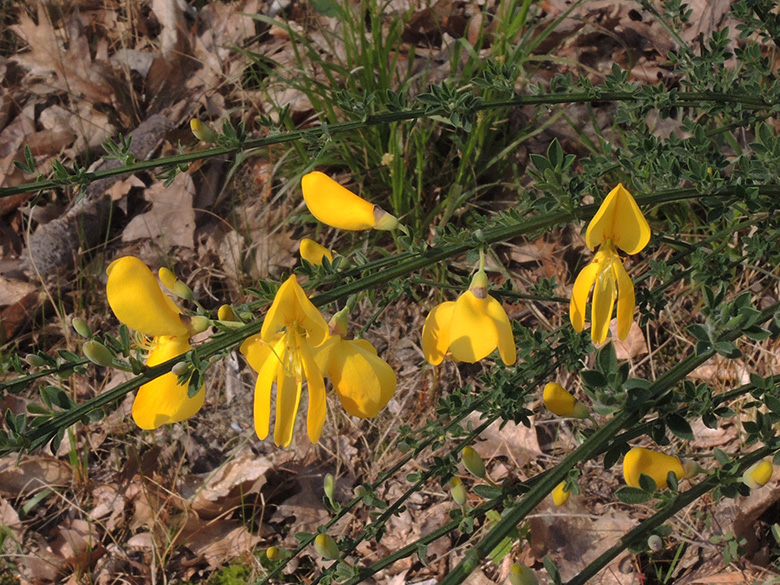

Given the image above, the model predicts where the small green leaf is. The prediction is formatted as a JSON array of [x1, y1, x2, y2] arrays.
[[616, 486, 653, 504]]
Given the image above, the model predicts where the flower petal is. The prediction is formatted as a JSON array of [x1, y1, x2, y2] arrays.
[[132, 336, 203, 429], [586, 184, 651, 255], [299, 335, 327, 444], [328, 338, 396, 418], [569, 261, 600, 333], [449, 291, 500, 363], [543, 382, 576, 417], [261, 275, 329, 346], [422, 301, 455, 365], [273, 358, 302, 447], [302, 171, 379, 230], [613, 258, 636, 341], [106, 256, 188, 338], [250, 336, 284, 441], [300, 238, 334, 266], [591, 256, 617, 344], [485, 296, 516, 366]]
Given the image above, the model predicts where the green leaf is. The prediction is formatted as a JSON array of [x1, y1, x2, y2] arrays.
[[488, 536, 514, 564], [687, 324, 711, 342], [581, 369, 608, 388], [638, 473, 658, 493], [667, 413, 694, 440], [615, 486, 653, 504], [543, 555, 563, 585], [472, 485, 503, 499]]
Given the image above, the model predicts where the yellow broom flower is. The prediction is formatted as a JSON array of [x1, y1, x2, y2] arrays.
[[623, 447, 684, 489], [106, 256, 204, 429], [570, 184, 651, 343], [240, 275, 330, 446], [552, 481, 571, 506], [422, 254, 516, 366], [301, 171, 399, 231]]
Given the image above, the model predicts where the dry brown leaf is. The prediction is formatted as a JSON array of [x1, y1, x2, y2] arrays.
[[122, 173, 196, 249], [178, 518, 260, 569], [595, 321, 647, 360], [0, 275, 37, 307], [690, 419, 737, 449], [690, 356, 750, 385], [465, 412, 542, 469], [88, 484, 126, 532], [272, 470, 330, 535], [688, 571, 755, 584], [529, 505, 638, 583], [0, 454, 72, 497], [0, 495, 22, 538], [180, 449, 271, 519]]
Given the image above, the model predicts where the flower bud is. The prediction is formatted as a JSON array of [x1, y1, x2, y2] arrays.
[[188, 316, 211, 334], [623, 447, 684, 489], [743, 460, 773, 489], [159, 268, 195, 301], [509, 562, 538, 585], [462, 446, 486, 479], [218, 304, 237, 322], [190, 118, 219, 143], [314, 533, 340, 560], [552, 481, 570, 506], [324, 473, 335, 502], [543, 382, 589, 418], [25, 354, 47, 367], [449, 477, 467, 507], [72, 318, 92, 338], [647, 535, 663, 552], [83, 340, 114, 367], [172, 362, 190, 377], [300, 238, 335, 266], [328, 308, 349, 338], [266, 546, 280, 560], [682, 459, 703, 479], [354, 485, 367, 498]]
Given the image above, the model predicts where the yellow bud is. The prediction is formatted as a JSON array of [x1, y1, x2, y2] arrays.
[[190, 118, 218, 143], [83, 341, 114, 367], [187, 316, 211, 334], [300, 238, 335, 266], [509, 562, 538, 585], [462, 446, 486, 479], [543, 382, 589, 418], [266, 546, 280, 560], [159, 268, 194, 302], [743, 460, 773, 489], [218, 304, 237, 322], [552, 481, 570, 506], [314, 533, 340, 560], [623, 447, 684, 489], [72, 318, 92, 338], [449, 477, 467, 507]]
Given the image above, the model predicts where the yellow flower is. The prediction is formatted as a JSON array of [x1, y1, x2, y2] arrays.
[[315, 309, 396, 419], [240, 275, 330, 446], [552, 481, 571, 506], [570, 184, 651, 343], [301, 171, 399, 231], [422, 258, 516, 366], [190, 118, 218, 143], [543, 382, 589, 418], [300, 238, 335, 266], [106, 256, 204, 429], [623, 447, 684, 489], [743, 460, 773, 489]]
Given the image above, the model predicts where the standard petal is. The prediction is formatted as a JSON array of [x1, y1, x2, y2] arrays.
[[569, 261, 600, 333], [252, 336, 284, 441], [302, 171, 378, 230], [421, 301, 455, 365], [106, 256, 188, 338], [300, 238, 334, 266], [449, 291, 500, 363], [586, 184, 651, 254], [591, 258, 616, 344], [613, 258, 636, 341], [299, 337, 327, 444], [240, 334, 274, 373], [329, 339, 396, 418], [261, 275, 329, 346], [132, 336, 203, 429], [485, 296, 516, 366]]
